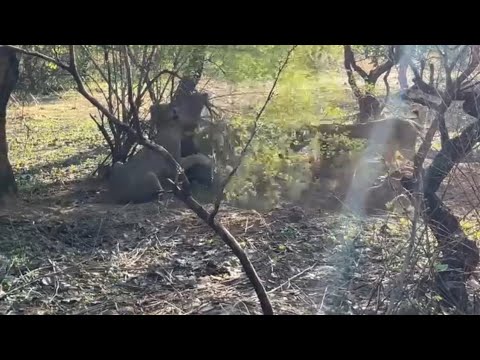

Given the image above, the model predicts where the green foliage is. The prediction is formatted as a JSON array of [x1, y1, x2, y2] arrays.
[[351, 45, 392, 65], [460, 219, 480, 242], [209, 49, 359, 208], [289, 45, 343, 72], [434, 263, 449, 272], [206, 45, 291, 82], [16, 45, 77, 96], [265, 63, 349, 126], [315, 133, 365, 160], [206, 45, 343, 83]]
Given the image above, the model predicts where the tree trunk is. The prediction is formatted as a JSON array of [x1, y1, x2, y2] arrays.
[[358, 94, 381, 123], [437, 111, 450, 148], [343, 46, 397, 124], [398, 60, 408, 90], [401, 110, 480, 311], [0, 47, 19, 203]]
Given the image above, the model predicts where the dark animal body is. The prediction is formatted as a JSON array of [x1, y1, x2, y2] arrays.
[[180, 126, 213, 188], [107, 98, 212, 204]]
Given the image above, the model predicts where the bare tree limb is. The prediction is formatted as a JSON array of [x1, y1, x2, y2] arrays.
[[140, 69, 182, 101], [438, 111, 450, 148], [399, 46, 480, 309], [122, 46, 142, 135], [209, 45, 297, 222], [414, 115, 439, 170], [1, 45, 70, 71], [460, 79, 480, 93], [442, 48, 454, 94], [401, 114, 480, 310], [343, 45, 369, 81], [380, 68, 391, 113], [426, 121, 480, 193], [429, 63, 435, 86], [369, 45, 401, 83], [90, 114, 114, 155], [449, 45, 468, 74], [73, 46, 273, 313], [343, 46, 364, 99], [407, 57, 440, 97], [455, 45, 480, 90], [171, 188, 273, 315]]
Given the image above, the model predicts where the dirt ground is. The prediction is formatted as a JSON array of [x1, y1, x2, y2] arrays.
[[1, 158, 479, 315], [0, 174, 396, 315]]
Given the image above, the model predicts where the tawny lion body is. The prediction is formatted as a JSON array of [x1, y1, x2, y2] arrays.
[[107, 97, 212, 204], [108, 152, 212, 204], [316, 117, 423, 165]]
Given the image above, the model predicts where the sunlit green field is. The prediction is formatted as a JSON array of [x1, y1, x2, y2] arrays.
[[7, 91, 105, 193]]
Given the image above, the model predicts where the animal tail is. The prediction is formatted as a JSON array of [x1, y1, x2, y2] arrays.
[[180, 153, 212, 170]]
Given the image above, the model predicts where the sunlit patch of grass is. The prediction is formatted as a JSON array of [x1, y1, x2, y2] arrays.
[[431, 140, 442, 151], [460, 219, 480, 242], [205, 71, 355, 123], [7, 91, 107, 191], [314, 71, 354, 110]]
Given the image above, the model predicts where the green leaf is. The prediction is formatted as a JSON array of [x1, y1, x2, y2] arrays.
[[435, 263, 449, 272], [46, 62, 58, 71]]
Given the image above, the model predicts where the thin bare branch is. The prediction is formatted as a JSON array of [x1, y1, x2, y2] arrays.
[[442, 47, 454, 93], [414, 114, 439, 170], [380, 68, 391, 113], [209, 45, 298, 222], [171, 187, 273, 315], [343, 47, 363, 98], [449, 45, 468, 73], [369, 45, 401, 83], [408, 58, 440, 97], [90, 114, 114, 155], [122, 45, 141, 135], [0, 45, 70, 71], [460, 79, 480, 92], [140, 69, 182, 101], [455, 45, 480, 90]]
